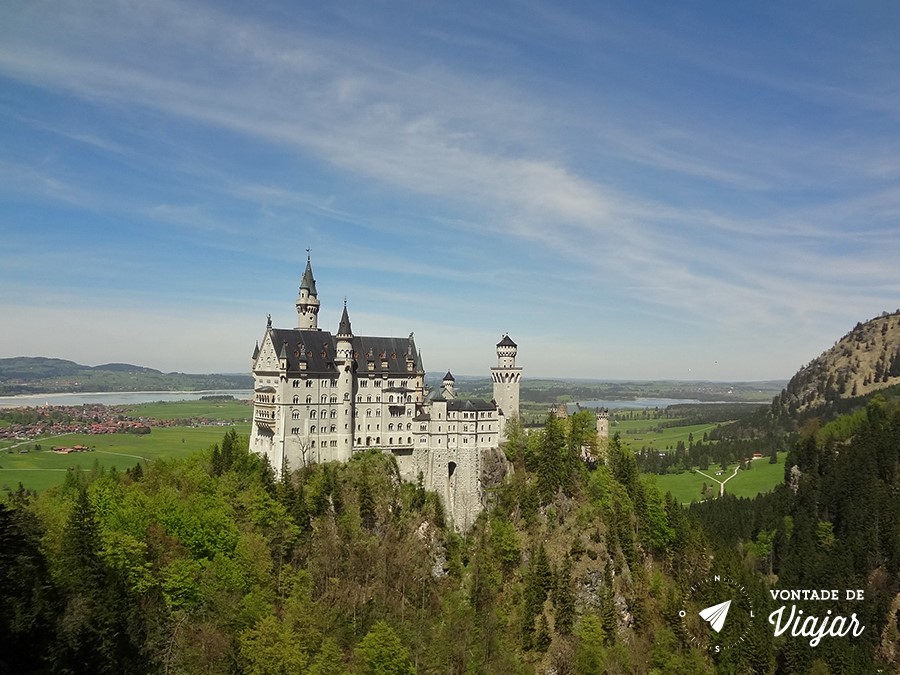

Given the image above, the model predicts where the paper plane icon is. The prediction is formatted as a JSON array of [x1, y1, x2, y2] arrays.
[[698, 599, 731, 633]]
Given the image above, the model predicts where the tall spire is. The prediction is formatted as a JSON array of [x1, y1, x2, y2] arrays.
[[300, 251, 317, 296], [337, 299, 352, 338], [296, 251, 321, 330]]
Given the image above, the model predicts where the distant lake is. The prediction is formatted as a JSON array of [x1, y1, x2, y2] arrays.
[[578, 398, 704, 409], [0, 390, 252, 408]]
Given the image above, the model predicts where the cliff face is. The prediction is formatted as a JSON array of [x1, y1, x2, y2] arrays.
[[775, 311, 900, 416]]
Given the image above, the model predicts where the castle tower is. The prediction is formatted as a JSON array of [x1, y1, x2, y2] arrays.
[[334, 302, 355, 462], [596, 408, 609, 439], [491, 334, 522, 436], [296, 255, 320, 330], [441, 371, 456, 399]]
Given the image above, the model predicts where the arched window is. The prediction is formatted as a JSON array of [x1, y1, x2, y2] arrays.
[[388, 423, 394, 431], [389, 395, 394, 403], [306, 395, 312, 404], [291, 410, 300, 420], [344, 392, 350, 401], [330, 395, 337, 404], [310, 425, 316, 433], [310, 410, 316, 419], [366, 409, 372, 417], [330, 425, 336, 433], [293, 395, 299, 404], [330, 410, 337, 419], [321, 395, 327, 403]]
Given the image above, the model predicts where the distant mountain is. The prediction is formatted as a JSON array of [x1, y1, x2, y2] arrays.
[[0, 357, 252, 395], [773, 310, 900, 418]]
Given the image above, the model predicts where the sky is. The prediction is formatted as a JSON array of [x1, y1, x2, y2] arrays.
[[1, 1, 899, 381]]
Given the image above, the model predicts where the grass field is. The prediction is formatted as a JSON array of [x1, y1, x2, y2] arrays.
[[649, 452, 787, 504], [0, 425, 250, 493], [125, 399, 251, 421], [613, 419, 722, 451]]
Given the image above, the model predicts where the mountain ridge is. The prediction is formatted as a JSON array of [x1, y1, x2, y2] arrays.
[[0, 356, 252, 395]]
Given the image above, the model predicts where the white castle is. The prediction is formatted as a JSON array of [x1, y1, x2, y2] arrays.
[[249, 256, 521, 529]]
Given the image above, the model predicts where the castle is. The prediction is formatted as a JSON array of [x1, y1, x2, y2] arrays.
[[249, 256, 521, 530]]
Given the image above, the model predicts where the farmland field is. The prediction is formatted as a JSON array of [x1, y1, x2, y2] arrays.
[[0, 425, 250, 493], [650, 451, 787, 504], [125, 398, 251, 421]]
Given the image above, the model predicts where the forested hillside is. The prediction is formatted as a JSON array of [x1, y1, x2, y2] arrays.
[[0, 357, 252, 394], [771, 311, 900, 421], [3, 401, 898, 672], [0, 418, 755, 674]]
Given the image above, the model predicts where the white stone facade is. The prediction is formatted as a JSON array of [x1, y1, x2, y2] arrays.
[[249, 257, 521, 530]]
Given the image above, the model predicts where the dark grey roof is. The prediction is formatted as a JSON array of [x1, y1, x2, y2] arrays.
[[497, 334, 517, 348], [263, 328, 423, 375], [446, 399, 497, 412], [337, 303, 352, 337], [300, 257, 317, 296], [442, 371, 455, 382], [252, 342, 260, 359]]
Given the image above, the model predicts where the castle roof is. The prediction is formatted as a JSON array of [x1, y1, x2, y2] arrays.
[[300, 257, 317, 296], [337, 303, 352, 337], [262, 328, 422, 376], [446, 399, 496, 412], [497, 334, 517, 348], [443, 371, 455, 382]]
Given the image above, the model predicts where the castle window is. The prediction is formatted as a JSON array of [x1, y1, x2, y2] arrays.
[[407, 437, 412, 444], [292, 380, 300, 387], [344, 393, 350, 401], [389, 381, 395, 388], [311, 441, 316, 448], [388, 423, 394, 431], [360, 380, 368, 387], [330, 410, 337, 419], [321, 409, 327, 418], [407, 423, 412, 430], [306, 395, 312, 404], [293, 396, 299, 404], [321, 395, 327, 403], [375, 409, 381, 416], [389, 437, 393, 444], [329, 395, 337, 404], [388, 395, 394, 403], [330, 425, 336, 433], [366, 409, 372, 417], [420, 437, 426, 444], [376, 396, 381, 402], [292, 410, 300, 420], [310, 410, 316, 418], [310, 425, 316, 433], [367, 396, 372, 402], [306, 380, 313, 387], [374, 380, 381, 387], [357, 396, 362, 403], [331, 379, 338, 387]]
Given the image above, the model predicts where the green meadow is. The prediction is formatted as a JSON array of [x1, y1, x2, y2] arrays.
[[613, 419, 722, 451], [650, 452, 787, 504], [124, 398, 251, 421], [0, 424, 251, 493]]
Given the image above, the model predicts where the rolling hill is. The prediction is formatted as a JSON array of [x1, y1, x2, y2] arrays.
[[0, 357, 252, 395]]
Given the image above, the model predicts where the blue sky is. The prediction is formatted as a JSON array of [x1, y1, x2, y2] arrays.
[[1, 1, 899, 380]]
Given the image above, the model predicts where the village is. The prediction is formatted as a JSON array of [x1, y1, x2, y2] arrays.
[[0, 403, 233, 447]]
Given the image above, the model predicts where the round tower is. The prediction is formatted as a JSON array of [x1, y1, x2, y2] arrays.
[[491, 334, 522, 433], [296, 254, 320, 330], [334, 301, 355, 461], [441, 370, 456, 399]]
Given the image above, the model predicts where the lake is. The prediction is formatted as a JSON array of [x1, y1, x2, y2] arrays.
[[0, 390, 253, 408]]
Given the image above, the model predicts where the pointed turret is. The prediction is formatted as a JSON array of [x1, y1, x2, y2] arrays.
[[441, 370, 456, 399], [337, 300, 352, 338], [296, 253, 321, 330]]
